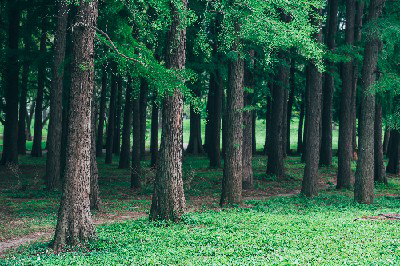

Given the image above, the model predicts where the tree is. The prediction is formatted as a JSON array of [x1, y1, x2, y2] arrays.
[[112, 76, 123, 155], [354, 0, 386, 204], [374, 99, 386, 183], [53, 0, 98, 250], [119, 76, 133, 169], [46, 0, 68, 190], [386, 130, 399, 174], [186, 83, 204, 154], [96, 64, 108, 157], [105, 63, 117, 164], [149, 0, 187, 221], [139, 78, 148, 160], [150, 96, 159, 168], [131, 88, 141, 189]]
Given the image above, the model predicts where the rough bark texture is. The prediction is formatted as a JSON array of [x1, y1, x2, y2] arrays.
[[320, 0, 338, 166], [337, 0, 356, 189], [46, 0, 68, 190], [31, 18, 47, 158], [301, 11, 323, 197], [113, 76, 123, 155], [53, 1, 98, 250], [105, 63, 117, 164], [150, 97, 159, 168], [1, 0, 20, 165], [386, 130, 399, 174], [374, 101, 386, 183], [149, 0, 186, 221], [139, 78, 149, 159], [131, 96, 141, 189], [355, 0, 385, 204], [297, 94, 305, 154], [119, 77, 133, 169], [96, 65, 107, 157], [90, 87, 101, 210]]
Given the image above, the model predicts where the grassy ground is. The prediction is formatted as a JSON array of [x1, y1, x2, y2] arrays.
[[0, 149, 399, 264]]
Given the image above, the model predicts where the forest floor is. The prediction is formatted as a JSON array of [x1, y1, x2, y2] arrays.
[[1, 152, 399, 264]]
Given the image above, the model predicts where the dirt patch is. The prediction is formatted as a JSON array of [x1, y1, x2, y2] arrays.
[[355, 213, 400, 221]]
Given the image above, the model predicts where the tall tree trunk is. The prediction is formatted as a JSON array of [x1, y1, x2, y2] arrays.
[[263, 91, 272, 155], [301, 66, 310, 163], [337, 0, 356, 189], [150, 96, 159, 168], [220, 33, 244, 206], [186, 85, 204, 154], [90, 84, 101, 210], [113, 76, 123, 155], [131, 95, 141, 188], [383, 127, 390, 156], [386, 130, 400, 174], [96, 65, 107, 157], [150, 0, 186, 221], [105, 63, 117, 164], [374, 100, 386, 183], [221, 89, 226, 159], [31, 18, 47, 157], [301, 10, 323, 197], [282, 82, 288, 159], [252, 112, 256, 154], [119, 76, 133, 169], [53, 1, 98, 250], [286, 57, 296, 154], [204, 77, 215, 156], [1, 0, 20, 165], [139, 78, 148, 160], [46, 0, 68, 190], [354, 0, 385, 204], [297, 93, 305, 154], [209, 69, 223, 167], [320, 0, 338, 166]]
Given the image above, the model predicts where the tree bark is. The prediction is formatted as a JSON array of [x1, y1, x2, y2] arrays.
[[209, 69, 223, 167], [150, 96, 159, 168], [53, 0, 98, 250], [301, 66, 310, 163], [1, 0, 20, 165], [354, 0, 385, 204], [150, 0, 186, 221], [113, 76, 123, 155], [131, 95, 141, 189], [374, 101, 386, 183], [320, 0, 338, 166], [31, 17, 47, 157], [386, 130, 400, 174], [301, 10, 323, 197], [119, 76, 133, 169], [139, 78, 148, 159], [90, 84, 101, 210], [105, 63, 117, 164], [337, 0, 356, 189], [282, 79, 288, 159], [96, 65, 107, 157], [46, 0, 68, 190]]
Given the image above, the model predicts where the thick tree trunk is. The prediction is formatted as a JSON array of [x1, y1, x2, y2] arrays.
[[386, 130, 400, 174], [220, 42, 244, 206], [1, 0, 20, 165], [45, 0, 68, 190], [131, 95, 141, 189], [150, 0, 186, 221], [139, 78, 148, 159], [31, 18, 47, 157], [297, 94, 304, 154], [105, 63, 117, 164], [53, 1, 98, 250], [113, 76, 123, 155], [383, 127, 390, 156], [337, 0, 356, 189], [119, 76, 133, 169], [374, 101, 386, 183], [90, 86, 101, 210], [301, 10, 323, 197], [320, 0, 338, 166], [150, 97, 159, 168], [286, 57, 296, 154], [354, 0, 385, 204], [96, 65, 107, 157]]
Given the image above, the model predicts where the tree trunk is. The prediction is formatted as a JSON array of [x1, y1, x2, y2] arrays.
[[355, 0, 385, 204], [1, 0, 20, 165], [139, 78, 148, 160], [45, 0, 68, 190], [131, 95, 141, 189], [90, 85, 101, 210], [209, 69, 223, 167], [374, 101, 386, 183], [113, 76, 123, 155], [53, 1, 98, 250], [119, 76, 133, 169], [252, 112, 256, 154], [263, 91, 272, 155], [31, 18, 47, 157], [383, 127, 390, 156], [301, 66, 310, 163], [282, 83, 288, 159], [150, 96, 159, 168], [286, 57, 296, 155], [186, 85, 204, 154], [301, 10, 323, 197], [320, 0, 338, 166], [150, 0, 186, 221], [221, 90, 227, 159], [105, 63, 117, 164], [204, 77, 215, 156], [96, 65, 107, 157], [386, 130, 399, 174], [26, 102, 35, 141], [297, 94, 305, 154], [337, 0, 356, 189]]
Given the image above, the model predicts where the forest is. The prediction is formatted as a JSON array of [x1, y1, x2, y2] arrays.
[[0, 0, 400, 264]]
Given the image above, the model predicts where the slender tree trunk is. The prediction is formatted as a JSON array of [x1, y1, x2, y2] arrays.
[[209, 69, 223, 167], [186, 85, 204, 154], [263, 91, 272, 155], [31, 18, 47, 157], [150, 97, 159, 168], [297, 93, 304, 154], [46, 0, 68, 190], [96, 65, 107, 157], [337, 0, 356, 189], [383, 127, 390, 156], [386, 130, 399, 174], [301, 66, 310, 163], [105, 63, 117, 164], [1, 0, 20, 165], [53, 1, 98, 250], [286, 57, 295, 155], [131, 95, 141, 189], [119, 76, 133, 169], [374, 101, 386, 183], [204, 77, 215, 156], [17, 43, 30, 155], [320, 0, 338, 166], [221, 90, 226, 159], [355, 0, 385, 204], [150, 0, 186, 221], [301, 10, 323, 197], [113, 76, 123, 155], [90, 85, 101, 210], [282, 83, 288, 159], [252, 112, 256, 154], [139, 78, 148, 160]]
